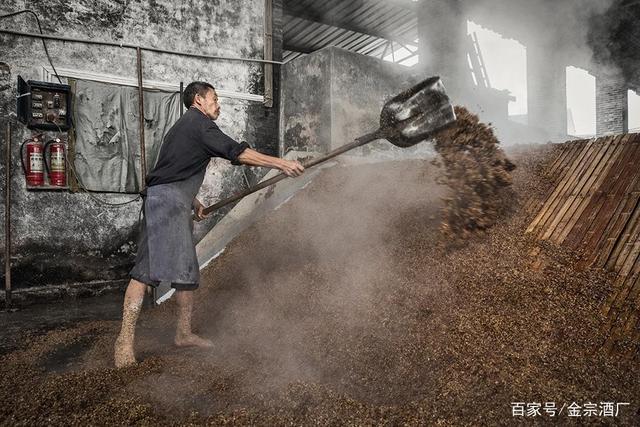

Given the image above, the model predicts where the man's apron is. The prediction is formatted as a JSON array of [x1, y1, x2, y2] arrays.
[[129, 168, 206, 290]]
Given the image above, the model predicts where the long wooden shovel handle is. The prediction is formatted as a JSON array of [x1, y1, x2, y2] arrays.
[[200, 129, 383, 216]]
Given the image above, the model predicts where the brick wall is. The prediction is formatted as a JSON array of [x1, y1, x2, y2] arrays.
[[596, 73, 628, 136]]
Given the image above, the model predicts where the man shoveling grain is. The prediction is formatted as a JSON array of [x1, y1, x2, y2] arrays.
[[114, 81, 304, 368]]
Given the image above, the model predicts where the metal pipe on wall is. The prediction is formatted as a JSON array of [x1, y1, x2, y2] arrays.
[[136, 47, 147, 189], [0, 29, 284, 66], [180, 81, 184, 117], [41, 66, 265, 103], [4, 122, 12, 307], [263, 0, 274, 108]]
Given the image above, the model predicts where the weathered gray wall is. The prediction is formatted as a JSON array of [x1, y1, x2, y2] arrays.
[[0, 0, 282, 291], [279, 48, 331, 155], [329, 47, 418, 152], [280, 47, 421, 157]]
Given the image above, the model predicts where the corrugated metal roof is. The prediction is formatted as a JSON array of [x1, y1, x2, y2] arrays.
[[283, 0, 419, 64]]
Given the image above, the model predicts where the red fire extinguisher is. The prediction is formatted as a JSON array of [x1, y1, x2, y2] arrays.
[[20, 135, 45, 187], [44, 138, 66, 187]]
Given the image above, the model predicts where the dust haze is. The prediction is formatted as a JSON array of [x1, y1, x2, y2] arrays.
[[191, 159, 449, 402]]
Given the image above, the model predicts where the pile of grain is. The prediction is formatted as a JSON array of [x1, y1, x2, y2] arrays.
[[432, 106, 516, 240]]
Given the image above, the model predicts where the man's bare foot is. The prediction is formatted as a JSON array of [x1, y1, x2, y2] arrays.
[[114, 334, 137, 368], [175, 333, 214, 348]]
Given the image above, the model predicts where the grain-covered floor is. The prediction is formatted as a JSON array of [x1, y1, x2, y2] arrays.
[[0, 149, 638, 425]]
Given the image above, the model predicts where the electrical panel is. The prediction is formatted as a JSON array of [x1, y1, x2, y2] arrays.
[[17, 76, 72, 131]]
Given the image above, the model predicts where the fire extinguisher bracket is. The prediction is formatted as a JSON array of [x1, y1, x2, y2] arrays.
[[25, 185, 69, 191]]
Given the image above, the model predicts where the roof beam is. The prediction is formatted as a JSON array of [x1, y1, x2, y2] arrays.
[[283, 9, 417, 48], [283, 41, 315, 54], [620, 0, 640, 7], [370, 0, 417, 11]]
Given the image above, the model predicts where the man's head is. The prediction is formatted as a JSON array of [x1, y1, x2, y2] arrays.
[[184, 81, 220, 120]]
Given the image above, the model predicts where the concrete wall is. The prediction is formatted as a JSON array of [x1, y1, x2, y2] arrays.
[[280, 47, 424, 157], [527, 44, 568, 141], [415, 0, 542, 145], [0, 0, 282, 292], [279, 48, 332, 155], [417, 0, 638, 143], [596, 72, 629, 136], [417, 0, 472, 101]]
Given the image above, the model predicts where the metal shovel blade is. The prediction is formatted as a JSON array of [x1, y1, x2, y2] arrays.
[[380, 76, 456, 147]]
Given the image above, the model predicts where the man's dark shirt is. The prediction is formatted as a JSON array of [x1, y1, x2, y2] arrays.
[[144, 107, 249, 190]]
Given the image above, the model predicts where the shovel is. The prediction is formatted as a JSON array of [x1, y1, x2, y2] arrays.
[[200, 76, 456, 216]]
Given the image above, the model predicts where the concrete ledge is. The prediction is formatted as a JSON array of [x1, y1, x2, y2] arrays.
[[0, 279, 127, 310]]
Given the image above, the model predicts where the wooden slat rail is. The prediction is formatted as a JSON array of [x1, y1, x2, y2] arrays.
[[565, 136, 640, 254], [543, 137, 621, 243], [524, 141, 585, 216], [552, 138, 626, 244], [525, 133, 640, 359], [526, 138, 597, 234]]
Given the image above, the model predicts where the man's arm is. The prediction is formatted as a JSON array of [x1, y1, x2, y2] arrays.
[[237, 148, 305, 177], [200, 122, 303, 176], [193, 149, 303, 222]]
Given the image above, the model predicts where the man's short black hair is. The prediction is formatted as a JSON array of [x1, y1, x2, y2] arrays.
[[183, 81, 215, 109]]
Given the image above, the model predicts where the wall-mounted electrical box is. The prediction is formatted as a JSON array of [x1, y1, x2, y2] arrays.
[[17, 76, 72, 131]]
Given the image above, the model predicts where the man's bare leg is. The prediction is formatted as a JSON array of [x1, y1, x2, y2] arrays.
[[114, 279, 146, 367], [174, 290, 214, 348]]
